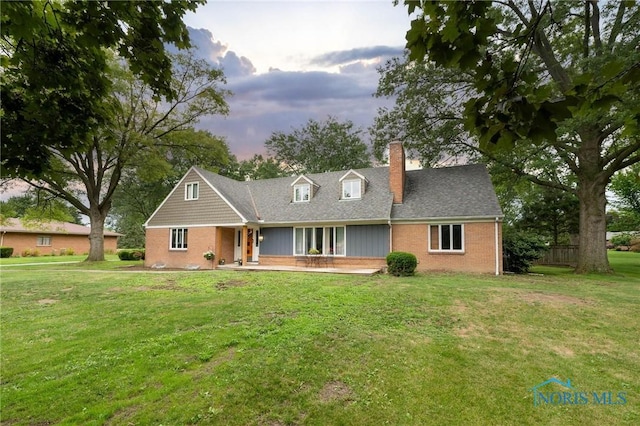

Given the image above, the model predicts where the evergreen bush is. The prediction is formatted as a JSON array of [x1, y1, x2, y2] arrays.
[[117, 249, 146, 260], [503, 230, 547, 273], [386, 251, 417, 276]]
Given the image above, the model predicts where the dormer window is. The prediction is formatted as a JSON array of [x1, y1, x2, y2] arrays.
[[185, 182, 199, 200], [294, 183, 310, 202], [342, 179, 361, 199], [291, 175, 317, 203], [339, 170, 367, 200]]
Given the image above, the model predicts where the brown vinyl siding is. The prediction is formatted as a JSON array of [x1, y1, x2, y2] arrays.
[[147, 170, 242, 226]]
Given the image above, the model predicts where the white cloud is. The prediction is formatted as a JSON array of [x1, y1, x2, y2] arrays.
[[182, 2, 411, 159]]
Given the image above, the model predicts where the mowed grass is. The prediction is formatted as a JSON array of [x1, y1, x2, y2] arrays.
[[1, 252, 638, 425], [0, 254, 120, 265]]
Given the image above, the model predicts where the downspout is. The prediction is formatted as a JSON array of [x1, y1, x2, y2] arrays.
[[494, 217, 500, 276]]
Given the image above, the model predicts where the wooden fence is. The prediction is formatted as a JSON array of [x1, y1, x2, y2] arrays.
[[535, 245, 579, 266]]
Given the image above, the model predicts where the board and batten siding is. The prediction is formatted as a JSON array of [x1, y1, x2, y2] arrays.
[[346, 224, 389, 257], [147, 170, 241, 226], [259, 227, 294, 255], [259, 224, 389, 257]]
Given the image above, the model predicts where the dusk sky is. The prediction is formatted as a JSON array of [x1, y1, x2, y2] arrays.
[[182, 0, 414, 160]]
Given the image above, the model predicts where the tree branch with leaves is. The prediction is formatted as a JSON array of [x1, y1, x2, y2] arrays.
[[385, 0, 639, 272]]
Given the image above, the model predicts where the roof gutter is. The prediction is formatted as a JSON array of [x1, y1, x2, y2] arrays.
[[391, 215, 504, 224]]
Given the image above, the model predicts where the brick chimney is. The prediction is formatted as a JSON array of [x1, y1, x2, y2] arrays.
[[388, 140, 405, 204]]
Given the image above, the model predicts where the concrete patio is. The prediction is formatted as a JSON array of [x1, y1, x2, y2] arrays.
[[216, 262, 383, 276]]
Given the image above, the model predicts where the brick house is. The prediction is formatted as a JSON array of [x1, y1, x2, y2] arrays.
[[0, 218, 121, 256], [144, 141, 504, 274]]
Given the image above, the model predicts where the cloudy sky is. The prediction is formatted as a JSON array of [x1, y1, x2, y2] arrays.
[[181, 0, 414, 159]]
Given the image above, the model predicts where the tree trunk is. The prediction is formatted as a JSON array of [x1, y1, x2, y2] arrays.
[[575, 174, 611, 273], [86, 207, 107, 261]]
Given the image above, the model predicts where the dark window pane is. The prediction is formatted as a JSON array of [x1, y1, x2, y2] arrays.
[[441, 225, 451, 250], [453, 225, 462, 250]]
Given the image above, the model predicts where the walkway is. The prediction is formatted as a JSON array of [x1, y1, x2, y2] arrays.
[[217, 263, 382, 276]]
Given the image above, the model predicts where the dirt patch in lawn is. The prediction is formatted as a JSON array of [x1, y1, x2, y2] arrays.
[[37, 299, 58, 305], [519, 291, 591, 306], [134, 284, 185, 291], [216, 279, 248, 290], [491, 288, 592, 306], [189, 347, 237, 380], [318, 381, 355, 404]]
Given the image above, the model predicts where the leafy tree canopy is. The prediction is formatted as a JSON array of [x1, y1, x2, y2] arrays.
[[110, 129, 234, 249], [0, 190, 81, 224], [606, 209, 640, 232], [1, 0, 204, 176], [265, 116, 372, 175], [610, 163, 640, 216], [390, 0, 640, 273], [227, 155, 289, 182], [607, 163, 640, 232], [11, 52, 229, 260]]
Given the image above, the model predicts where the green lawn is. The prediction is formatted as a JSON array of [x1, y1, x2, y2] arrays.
[[0, 254, 120, 265], [1, 252, 638, 425]]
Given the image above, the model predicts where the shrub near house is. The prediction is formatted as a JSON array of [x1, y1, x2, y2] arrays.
[[386, 252, 418, 276], [610, 233, 640, 252], [117, 249, 146, 260]]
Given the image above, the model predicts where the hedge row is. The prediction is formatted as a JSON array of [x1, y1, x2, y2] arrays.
[[0, 247, 14, 258]]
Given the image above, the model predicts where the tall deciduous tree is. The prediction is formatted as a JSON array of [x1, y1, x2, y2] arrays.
[[394, 0, 640, 273], [233, 155, 288, 181], [9, 53, 229, 261], [1, 0, 204, 176], [265, 116, 372, 175], [110, 129, 234, 249]]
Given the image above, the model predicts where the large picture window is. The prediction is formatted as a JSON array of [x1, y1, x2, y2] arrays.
[[294, 226, 345, 255], [429, 224, 464, 252], [171, 228, 188, 250]]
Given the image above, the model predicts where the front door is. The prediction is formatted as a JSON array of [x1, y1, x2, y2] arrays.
[[246, 228, 254, 260]]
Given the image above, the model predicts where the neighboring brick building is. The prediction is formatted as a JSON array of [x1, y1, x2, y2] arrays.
[[145, 141, 504, 274], [0, 219, 121, 256]]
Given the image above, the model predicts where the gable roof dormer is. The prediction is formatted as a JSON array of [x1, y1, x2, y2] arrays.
[[339, 170, 368, 200], [291, 175, 318, 203]]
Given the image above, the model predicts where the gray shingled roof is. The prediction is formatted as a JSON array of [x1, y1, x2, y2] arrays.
[[195, 167, 260, 222], [248, 168, 394, 224], [392, 164, 503, 219], [194, 163, 502, 225]]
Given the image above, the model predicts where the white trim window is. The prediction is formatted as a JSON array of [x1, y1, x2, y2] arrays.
[[170, 228, 188, 250], [293, 183, 310, 202], [294, 226, 345, 255], [37, 235, 52, 246], [185, 182, 199, 200], [342, 179, 361, 199], [429, 224, 464, 252]]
